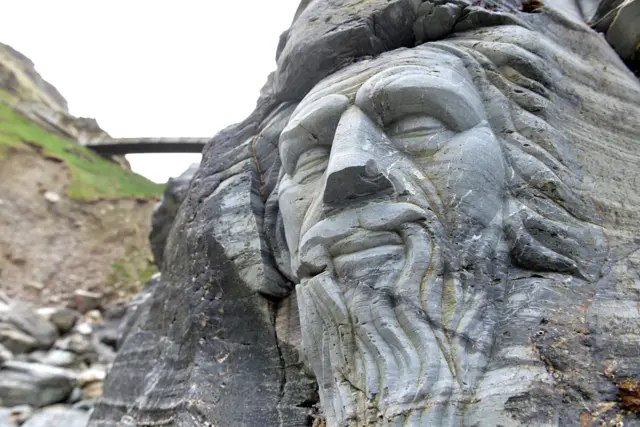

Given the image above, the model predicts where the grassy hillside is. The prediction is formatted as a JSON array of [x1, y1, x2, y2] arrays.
[[0, 97, 165, 200]]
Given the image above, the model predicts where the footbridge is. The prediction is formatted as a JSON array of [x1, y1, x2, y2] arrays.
[[86, 137, 210, 155]]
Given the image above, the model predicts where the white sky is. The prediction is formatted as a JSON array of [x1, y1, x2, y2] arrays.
[[0, 1, 301, 183]]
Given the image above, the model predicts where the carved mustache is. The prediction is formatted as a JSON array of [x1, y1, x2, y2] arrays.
[[297, 201, 428, 277]]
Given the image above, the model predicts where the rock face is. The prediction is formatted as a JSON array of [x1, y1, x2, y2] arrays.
[[0, 42, 111, 145], [0, 42, 67, 111], [93, 0, 640, 426], [0, 41, 161, 304], [148, 164, 199, 269], [591, 0, 640, 70]]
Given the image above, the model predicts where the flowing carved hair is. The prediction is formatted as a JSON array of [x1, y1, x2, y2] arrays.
[[258, 24, 606, 426]]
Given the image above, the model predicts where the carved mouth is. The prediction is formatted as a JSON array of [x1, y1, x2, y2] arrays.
[[329, 230, 406, 283], [298, 202, 427, 279], [328, 230, 403, 256]]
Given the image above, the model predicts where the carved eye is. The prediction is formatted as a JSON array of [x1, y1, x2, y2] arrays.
[[386, 115, 455, 156], [293, 147, 329, 184]]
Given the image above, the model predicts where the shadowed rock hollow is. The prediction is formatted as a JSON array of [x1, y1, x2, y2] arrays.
[[91, 0, 640, 425]]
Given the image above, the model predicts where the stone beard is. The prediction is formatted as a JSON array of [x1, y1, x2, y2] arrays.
[[268, 25, 605, 426]]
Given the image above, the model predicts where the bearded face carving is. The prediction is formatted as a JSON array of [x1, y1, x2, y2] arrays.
[[271, 25, 607, 426]]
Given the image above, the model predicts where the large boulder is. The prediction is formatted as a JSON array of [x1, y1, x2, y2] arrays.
[[0, 361, 75, 408], [92, 0, 640, 426], [274, 0, 421, 100]]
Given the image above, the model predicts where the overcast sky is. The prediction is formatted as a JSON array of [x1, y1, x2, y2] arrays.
[[0, 1, 301, 182]]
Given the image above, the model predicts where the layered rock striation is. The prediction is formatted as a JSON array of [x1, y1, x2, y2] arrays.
[[93, 0, 640, 426]]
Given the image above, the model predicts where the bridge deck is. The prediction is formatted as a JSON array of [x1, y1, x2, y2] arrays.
[[86, 137, 210, 155]]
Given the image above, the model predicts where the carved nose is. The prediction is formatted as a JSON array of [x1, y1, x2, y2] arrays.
[[323, 106, 395, 207], [324, 159, 394, 207]]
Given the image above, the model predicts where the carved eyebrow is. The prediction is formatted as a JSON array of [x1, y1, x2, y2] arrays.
[[279, 94, 349, 175], [354, 66, 486, 131]]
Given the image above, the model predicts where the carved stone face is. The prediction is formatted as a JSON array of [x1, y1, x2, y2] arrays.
[[277, 46, 511, 423], [278, 47, 505, 283], [274, 29, 607, 425]]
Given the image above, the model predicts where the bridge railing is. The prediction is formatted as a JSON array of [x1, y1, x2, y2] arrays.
[[86, 137, 210, 155]]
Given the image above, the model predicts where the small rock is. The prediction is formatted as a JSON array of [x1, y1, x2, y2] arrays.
[[0, 361, 75, 407], [34, 308, 54, 318], [75, 323, 92, 336], [71, 290, 103, 314], [84, 310, 102, 325], [90, 337, 116, 365], [23, 351, 47, 364], [81, 381, 103, 399], [21, 407, 89, 427], [103, 300, 128, 320], [24, 281, 44, 291], [66, 388, 83, 405], [43, 191, 61, 203], [0, 323, 38, 355], [0, 345, 12, 366], [39, 350, 80, 369], [36, 308, 79, 335], [55, 334, 93, 355], [78, 369, 106, 386], [97, 328, 119, 350], [6, 405, 33, 425], [0, 303, 58, 349]]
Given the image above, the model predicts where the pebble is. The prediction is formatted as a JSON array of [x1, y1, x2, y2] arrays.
[[43, 192, 61, 204], [0, 294, 130, 425]]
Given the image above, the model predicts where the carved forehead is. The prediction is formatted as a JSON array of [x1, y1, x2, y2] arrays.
[[292, 45, 468, 115]]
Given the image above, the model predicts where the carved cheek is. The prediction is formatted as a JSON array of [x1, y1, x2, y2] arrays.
[[279, 160, 331, 274], [427, 125, 506, 230], [279, 175, 315, 264]]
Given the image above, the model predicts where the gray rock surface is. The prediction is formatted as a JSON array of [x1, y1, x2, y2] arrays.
[[591, 0, 640, 67], [0, 303, 57, 349], [92, 0, 640, 426], [0, 346, 11, 366], [38, 350, 81, 369], [275, 0, 420, 100], [0, 42, 68, 111], [149, 164, 199, 269], [0, 324, 37, 355], [0, 294, 129, 426], [21, 407, 90, 427], [37, 308, 79, 335], [0, 361, 75, 408], [72, 290, 103, 314]]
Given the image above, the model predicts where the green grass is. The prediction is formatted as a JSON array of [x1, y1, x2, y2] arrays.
[[0, 99, 165, 200], [105, 253, 158, 298]]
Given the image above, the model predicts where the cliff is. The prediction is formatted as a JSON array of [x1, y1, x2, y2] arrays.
[[0, 42, 164, 305]]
